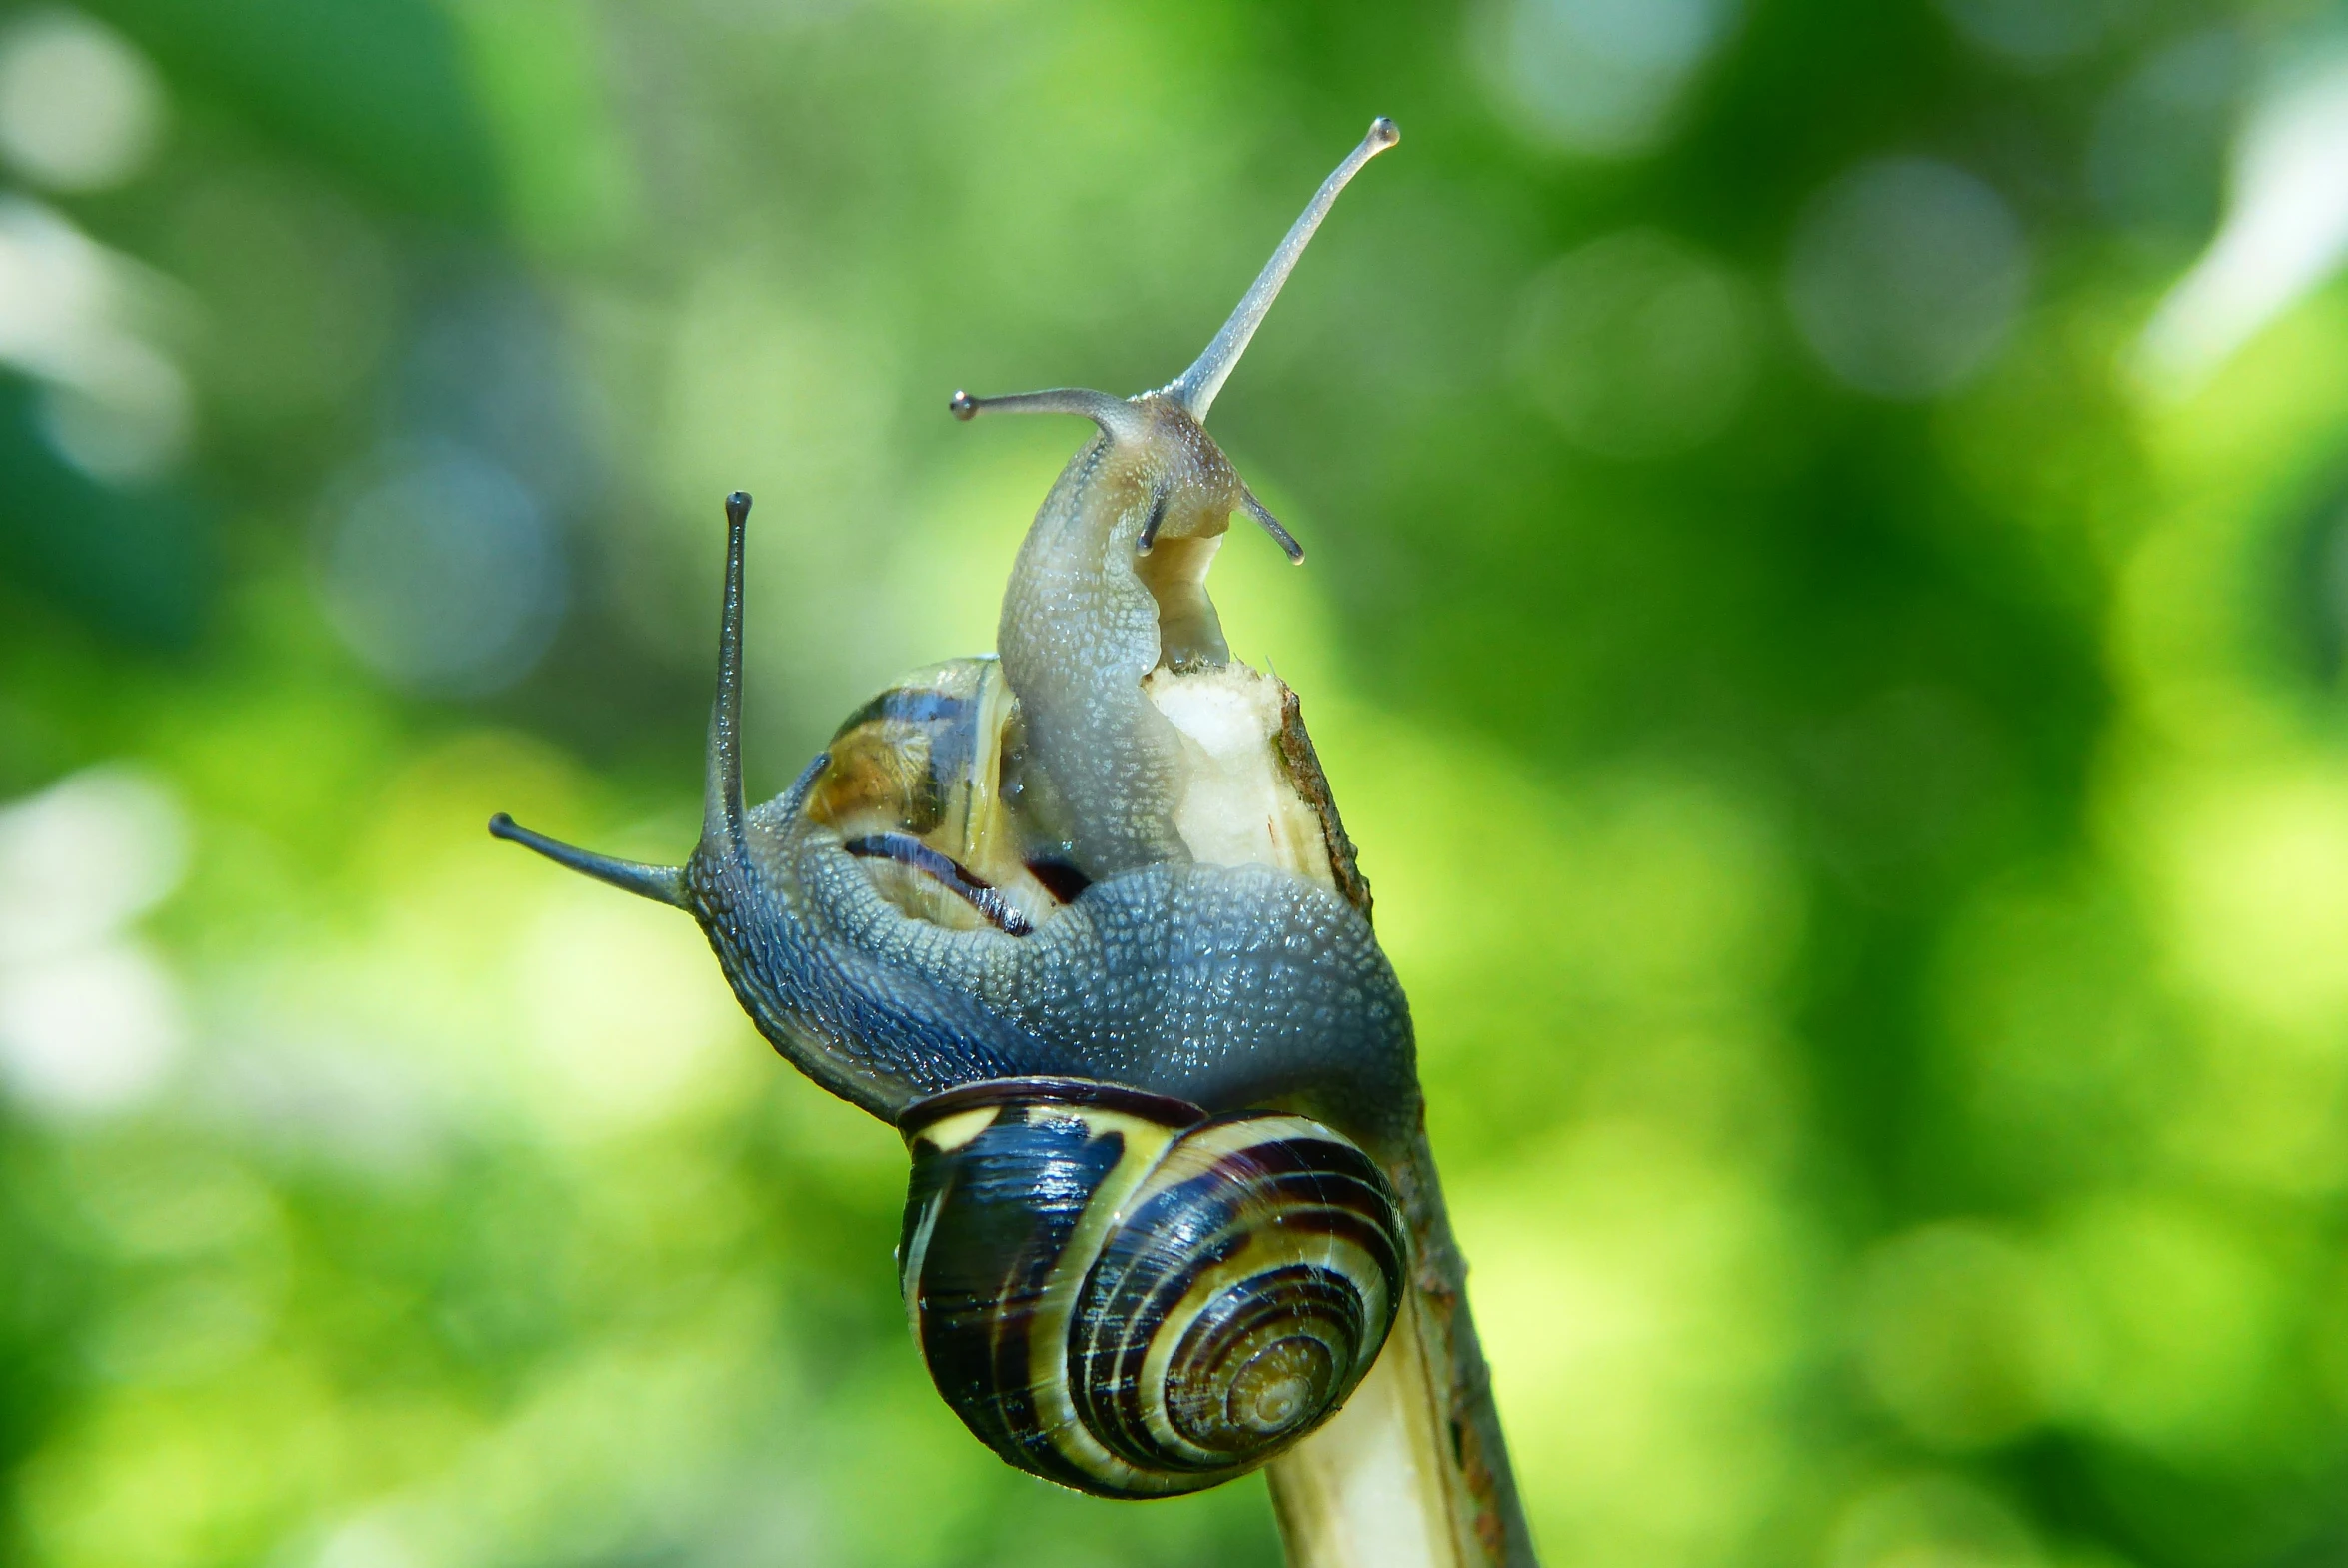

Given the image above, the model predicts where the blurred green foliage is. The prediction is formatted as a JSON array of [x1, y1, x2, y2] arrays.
[[3, 1, 2348, 1566]]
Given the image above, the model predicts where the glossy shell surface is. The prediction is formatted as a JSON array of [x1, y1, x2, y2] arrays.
[[896, 1076, 1404, 1497], [803, 656, 1078, 934]]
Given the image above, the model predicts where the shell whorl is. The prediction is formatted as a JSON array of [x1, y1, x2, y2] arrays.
[[897, 1077, 1404, 1498]]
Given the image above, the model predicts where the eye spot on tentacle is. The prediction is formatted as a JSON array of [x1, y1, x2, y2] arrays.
[[1137, 485, 1171, 557]]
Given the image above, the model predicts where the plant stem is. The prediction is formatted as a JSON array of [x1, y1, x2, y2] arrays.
[[1267, 1130, 1537, 1568], [1154, 671, 1536, 1565]]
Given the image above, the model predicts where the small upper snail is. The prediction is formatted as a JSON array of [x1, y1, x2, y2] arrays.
[[493, 119, 1535, 1562]]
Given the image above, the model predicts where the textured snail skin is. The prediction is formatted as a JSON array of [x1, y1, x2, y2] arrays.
[[995, 395, 1244, 881], [686, 773, 1072, 1115], [492, 492, 1421, 1156], [693, 769, 1422, 1158]]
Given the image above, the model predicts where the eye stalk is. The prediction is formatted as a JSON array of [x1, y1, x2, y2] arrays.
[[486, 489, 764, 913], [704, 489, 756, 859], [950, 116, 1398, 568], [1165, 114, 1399, 423]]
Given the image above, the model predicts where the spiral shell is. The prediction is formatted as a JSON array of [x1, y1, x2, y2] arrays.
[[896, 1076, 1404, 1498], [803, 655, 1082, 935]]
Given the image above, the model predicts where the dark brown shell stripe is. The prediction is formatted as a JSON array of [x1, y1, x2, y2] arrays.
[[896, 1086, 1405, 1499], [806, 662, 991, 840], [831, 684, 978, 739], [842, 832, 1034, 935], [899, 1095, 1194, 1495]]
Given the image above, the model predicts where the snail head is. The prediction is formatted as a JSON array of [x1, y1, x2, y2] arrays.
[[487, 490, 762, 916], [948, 115, 1400, 574]]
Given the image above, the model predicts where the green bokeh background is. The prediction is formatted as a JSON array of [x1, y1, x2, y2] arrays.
[[4, 1, 2347, 1565]]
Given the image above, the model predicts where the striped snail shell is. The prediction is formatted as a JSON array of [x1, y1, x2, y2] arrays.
[[802, 654, 1082, 938], [897, 1076, 1405, 1498]]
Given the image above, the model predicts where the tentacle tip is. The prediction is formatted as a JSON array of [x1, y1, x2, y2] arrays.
[[725, 491, 752, 526], [950, 390, 978, 421], [488, 812, 519, 840], [1368, 116, 1399, 150], [1240, 491, 1306, 565]]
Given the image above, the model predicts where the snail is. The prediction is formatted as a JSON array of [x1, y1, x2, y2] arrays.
[[491, 118, 1536, 1562]]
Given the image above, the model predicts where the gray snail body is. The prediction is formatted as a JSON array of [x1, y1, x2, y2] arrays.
[[490, 118, 1533, 1552], [991, 390, 1282, 878], [689, 622, 1419, 1155]]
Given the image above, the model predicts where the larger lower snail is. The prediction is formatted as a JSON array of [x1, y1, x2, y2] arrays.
[[493, 119, 1536, 1564]]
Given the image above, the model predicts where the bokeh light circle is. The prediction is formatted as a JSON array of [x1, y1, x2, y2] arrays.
[[1785, 157, 2027, 400], [1469, 0, 1743, 157], [315, 444, 568, 697], [0, 9, 163, 191], [1512, 228, 1758, 458]]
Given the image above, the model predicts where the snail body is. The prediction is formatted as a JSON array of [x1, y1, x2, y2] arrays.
[[496, 118, 1417, 1158], [899, 1076, 1403, 1497], [695, 594, 1417, 1148], [991, 392, 1259, 877]]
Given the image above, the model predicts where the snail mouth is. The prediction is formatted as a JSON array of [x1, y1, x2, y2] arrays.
[[1133, 528, 1231, 672]]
